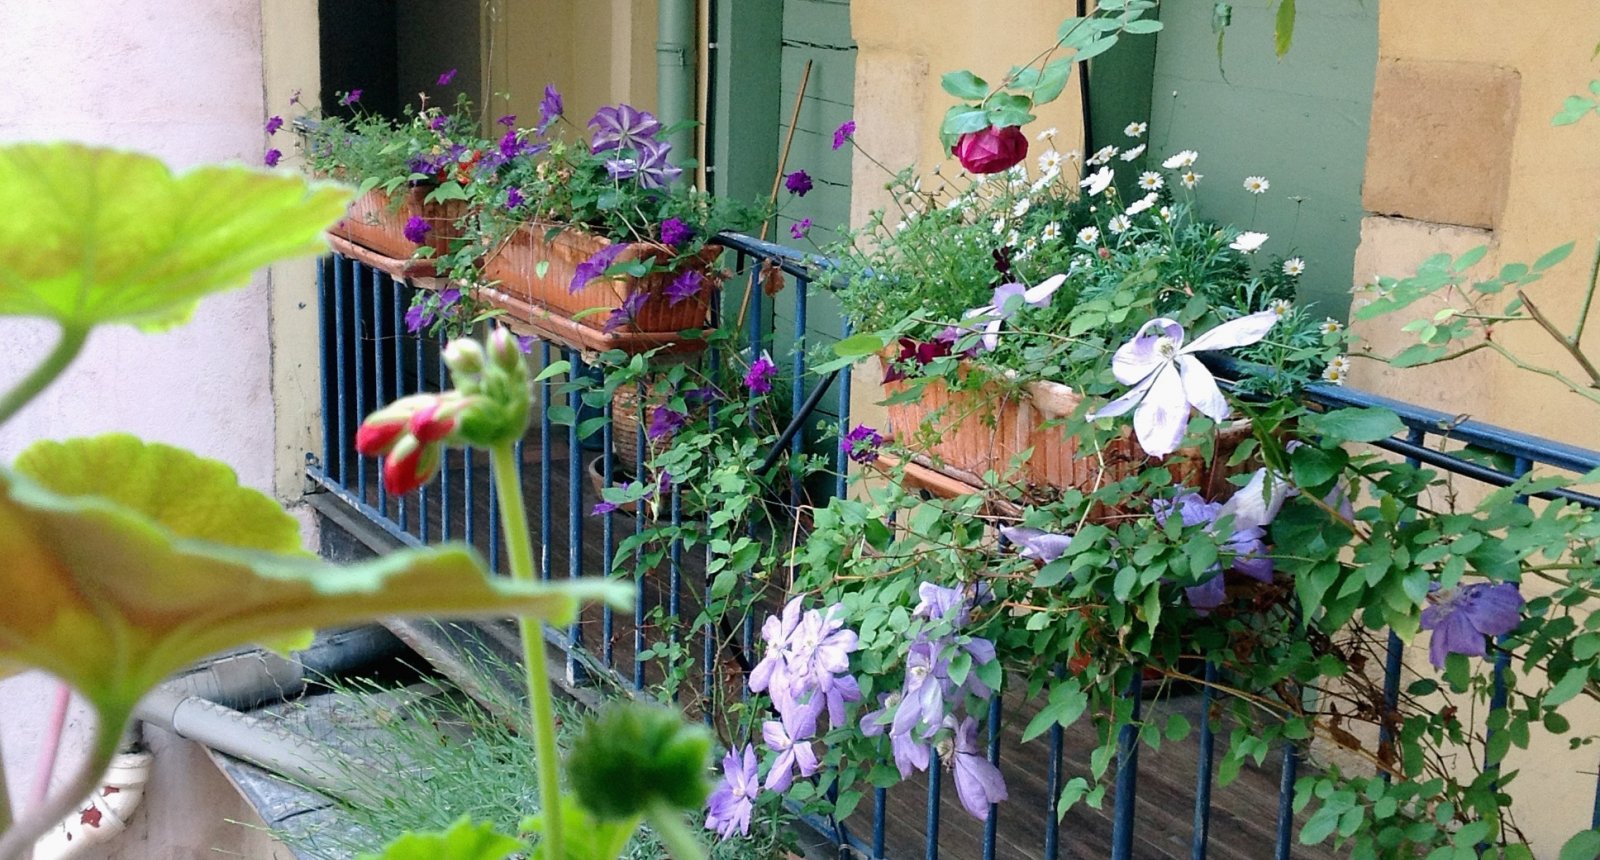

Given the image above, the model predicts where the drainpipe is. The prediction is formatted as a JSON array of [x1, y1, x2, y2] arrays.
[[657, 0, 697, 178]]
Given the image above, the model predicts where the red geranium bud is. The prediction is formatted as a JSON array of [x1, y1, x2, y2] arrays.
[[408, 402, 456, 444], [382, 436, 441, 496], [953, 125, 1029, 175], [355, 416, 408, 457]]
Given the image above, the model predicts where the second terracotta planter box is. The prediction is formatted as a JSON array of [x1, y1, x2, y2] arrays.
[[330, 186, 465, 269]]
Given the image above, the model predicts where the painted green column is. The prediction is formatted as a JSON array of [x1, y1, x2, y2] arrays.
[[657, 0, 696, 176]]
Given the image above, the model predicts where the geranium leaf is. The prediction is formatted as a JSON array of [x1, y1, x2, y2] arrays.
[[0, 143, 350, 331], [359, 817, 525, 860]]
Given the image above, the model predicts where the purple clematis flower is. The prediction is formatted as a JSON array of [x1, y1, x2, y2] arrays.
[[762, 707, 819, 792], [1421, 583, 1523, 669], [636, 138, 682, 188], [999, 526, 1075, 563], [665, 270, 703, 307], [782, 602, 861, 722], [516, 334, 536, 354], [953, 274, 1067, 352], [750, 597, 804, 699], [591, 501, 618, 516], [571, 244, 628, 293], [263, 149, 282, 168], [404, 303, 430, 334], [705, 745, 758, 838], [1089, 311, 1279, 458], [437, 287, 462, 310], [428, 115, 449, 132], [790, 218, 812, 240], [841, 424, 885, 465], [437, 68, 457, 86], [339, 89, 362, 107], [647, 406, 687, 442], [402, 216, 431, 245], [660, 217, 692, 247], [505, 187, 525, 210], [862, 694, 931, 778], [912, 581, 992, 628], [893, 639, 951, 739], [785, 169, 813, 196], [588, 103, 662, 153], [265, 115, 284, 135], [949, 717, 1008, 820], [833, 120, 856, 151], [603, 290, 649, 334], [1153, 491, 1273, 613], [497, 114, 517, 128], [745, 352, 777, 395], [537, 84, 564, 134]]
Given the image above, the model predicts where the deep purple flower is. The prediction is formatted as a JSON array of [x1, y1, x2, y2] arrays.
[[1089, 311, 1278, 457], [636, 138, 683, 189], [832, 120, 856, 151], [603, 290, 649, 334], [950, 717, 1008, 820], [790, 218, 812, 241], [647, 407, 687, 442], [1152, 491, 1273, 613], [841, 424, 884, 465], [665, 270, 703, 307], [588, 103, 662, 153], [404, 303, 430, 334], [571, 244, 628, 293], [402, 216, 431, 245], [1421, 583, 1523, 669], [999, 526, 1074, 563], [592, 501, 619, 516], [659, 217, 692, 247], [428, 115, 449, 132], [289, 89, 302, 106], [882, 336, 956, 383], [263, 149, 282, 168], [784, 169, 813, 196], [497, 114, 518, 128], [437, 287, 462, 309], [745, 352, 778, 395], [437, 68, 458, 86], [505, 187, 525, 210], [265, 115, 284, 135], [538, 84, 564, 134], [762, 706, 819, 792], [705, 745, 758, 838], [339, 89, 362, 107], [498, 127, 529, 161]]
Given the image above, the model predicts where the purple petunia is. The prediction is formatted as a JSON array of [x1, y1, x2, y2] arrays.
[[402, 216, 431, 246], [840, 424, 884, 465], [647, 406, 687, 442], [665, 270, 703, 307], [437, 287, 462, 309], [437, 68, 458, 86], [705, 745, 758, 838], [591, 501, 619, 516], [265, 115, 284, 135], [784, 169, 813, 196], [790, 218, 812, 241], [744, 352, 777, 395], [762, 706, 819, 792], [428, 115, 449, 132], [339, 89, 362, 107], [263, 149, 282, 168], [588, 103, 662, 153], [659, 217, 692, 247], [1421, 583, 1524, 669], [497, 114, 517, 128], [949, 717, 1008, 820], [603, 290, 649, 334], [571, 244, 629, 293], [832, 120, 856, 151], [538, 84, 564, 135], [505, 187, 525, 210]]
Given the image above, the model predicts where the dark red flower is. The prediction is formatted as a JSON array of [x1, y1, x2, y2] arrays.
[[953, 125, 1028, 175]]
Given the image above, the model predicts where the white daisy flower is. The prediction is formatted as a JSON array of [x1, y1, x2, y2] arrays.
[[1023, 236, 1039, 251], [1138, 171, 1164, 191], [1080, 166, 1114, 196], [895, 220, 909, 232], [1322, 356, 1351, 385], [1012, 197, 1032, 218], [1320, 318, 1344, 335], [1041, 221, 1063, 241], [1086, 145, 1119, 166], [1037, 127, 1058, 141], [1038, 150, 1064, 174], [992, 219, 1006, 236], [1006, 229, 1021, 247], [1125, 192, 1158, 216], [1180, 170, 1203, 189], [945, 195, 967, 210], [1124, 121, 1148, 138], [1008, 164, 1028, 178], [1077, 226, 1101, 245], [1071, 253, 1093, 270], [1230, 231, 1269, 253], [1107, 214, 1132, 234], [1162, 150, 1198, 170], [1270, 298, 1295, 317], [1282, 257, 1306, 277], [1243, 175, 1270, 195], [1158, 205, 1172, 222], [1030, 173, 1057, 195], [1120, 143, 1147, 161]]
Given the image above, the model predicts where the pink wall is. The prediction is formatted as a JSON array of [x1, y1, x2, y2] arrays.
[[0, 2, 292, 855]]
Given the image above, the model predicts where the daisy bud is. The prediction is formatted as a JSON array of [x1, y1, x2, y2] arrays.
[[382, 435, 442, 496], [442, 338, 485, 379]]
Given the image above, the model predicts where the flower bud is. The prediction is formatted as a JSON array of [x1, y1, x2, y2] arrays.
[[408, 395, 467, 445], [487, 326, 524, 373], [382, 434, 442, 495], [566, 701, 712, 821], [355, 394, 437, 456], [443, 338, 486, 379]]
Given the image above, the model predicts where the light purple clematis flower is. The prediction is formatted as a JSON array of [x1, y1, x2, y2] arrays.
[[588, 103, 662, 153], [1089, 311, 1279, 458], [783, 603, 860, 719], [893, 639, 952, 739], [705, 744, 758, 838], [751, 597, 804, 696], [954, 274, 1067, 352], [861, 693, 931, 777], [999, 526, 1075, 563], [1152, 491, 1273, 613], [636, 138, 683, 188], [762, 707, 820, 792], [949, 717, 1008, 820], [1420, 583, 1523, 669], [912, 581, 993, 627]]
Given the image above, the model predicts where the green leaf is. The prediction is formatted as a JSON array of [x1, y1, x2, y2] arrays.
[[0, 143, 350, 331], [1072, 35, 1121, 63], [834, 332, 887, 358], [1302, 407, 1405, 443], [1290, 444, 1346, 489], [1031, 59, 1074, 107], [535, 260, 551, 279], [1559, 830, 1600, 860], [940, 70, 990, 101], [1274, 0, 1296, 57], [1534, 241, 1577, 272], [0, 435, 632, 724], [359, 817, 524, 860], [1122, 19, 1162, 35], [1553, 96, 1597, 126], [1547, 666, 1590, 707], [1389, 343, 1449, 368], [534, 360, 572, 383]]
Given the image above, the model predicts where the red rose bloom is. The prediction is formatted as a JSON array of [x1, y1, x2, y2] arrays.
[[953, 125, 1028, 175]]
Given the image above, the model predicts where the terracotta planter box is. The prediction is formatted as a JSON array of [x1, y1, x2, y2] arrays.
[[880, 355, 1248, 496], [329, 186, 465, 269], [480, 222, 720, 354]]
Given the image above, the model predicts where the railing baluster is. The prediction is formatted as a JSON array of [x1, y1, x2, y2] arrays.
[[391, 282, 407, 532], [1043, 672, 1064, 860], [602, 391, 615, 671], [872, 786, 887, 859], [1191, 661, 1218, 860], [924, 749, 942, 860], [317, 257, 333, 477], [788, 274, 808, 506], [437, 340, 449, 539], [541, 341, 553, 583], [568, 349, 587, 685], [633, 394, 647, 692], [373, 270, 390, 512], [353, 263, 368, 502], [1110, 670, 1143, 860], [333, 255, 349, 487], [413, 324, 428, 540], [982, 693, 1002, 860], [1274, 742, 1300, 860]]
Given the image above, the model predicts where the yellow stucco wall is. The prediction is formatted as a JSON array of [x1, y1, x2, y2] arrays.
[[491, 0, 659, 137]]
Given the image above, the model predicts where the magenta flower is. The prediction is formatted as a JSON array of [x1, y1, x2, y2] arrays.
[[437, 68, 458, 86], [1088, 311, 1279, 458], [402, 216, 431, 245], [1421, 583, 1523, 669], [832, 120, 856, 151], [705, 745, 758, 838], [588, 103, 662, 153], [339, 89, 362, 107], [789, 218, 812, 240], [665, 270, 703, 307], [603, 290, 649, 334], [571, 244, 628, 293], [784, 169, 813, 196], [263, 149, 282, 168], [538, 84, 564, 134], [264, 115, 284, 135], [659, 217, 692, 247], [647, 406, 686, 442], [999, 526, 1074, 563], [762, 706, 820, 792], [745, 352, 778, 395], [840, 424, 884, 465], [950, 717, 1008, 820]]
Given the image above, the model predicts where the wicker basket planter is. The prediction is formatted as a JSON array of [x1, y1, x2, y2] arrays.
[[480, 222, 721, 354], [329, 186, 465, 270]]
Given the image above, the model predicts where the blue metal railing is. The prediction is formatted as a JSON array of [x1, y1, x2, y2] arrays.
[[308, 233, 1600, 859]]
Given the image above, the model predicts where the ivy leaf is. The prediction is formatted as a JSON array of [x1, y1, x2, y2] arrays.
[[358, 817, 524, 860], [1273, 0, 1296, 58], [0, 143, 349, 332], [0, 435, 632, 726]]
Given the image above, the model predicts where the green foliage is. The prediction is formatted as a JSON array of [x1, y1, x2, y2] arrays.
[[359, 818, 525, 860], [567, 702, 714, 822]]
